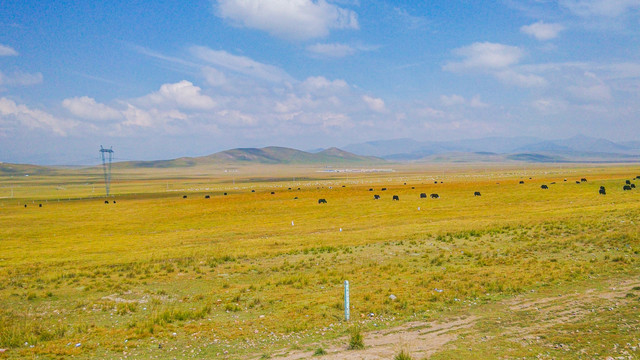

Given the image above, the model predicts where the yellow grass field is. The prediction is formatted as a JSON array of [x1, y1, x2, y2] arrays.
[[0, 163, 639, 359]]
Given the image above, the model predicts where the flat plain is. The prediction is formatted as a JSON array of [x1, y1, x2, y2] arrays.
[[0, 163, 639, 359]]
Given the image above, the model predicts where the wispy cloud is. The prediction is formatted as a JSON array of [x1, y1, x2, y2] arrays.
[[441, 94, 490, 108], [440, 94, 466, 106], [70, 71, 120, 85], [202, 66, 227, 87], [214, 0, 359, 40], [300, 76, 349, 93], [495, 69, 548, 87], [567, 83, 612, 102], [0, 44, 18, 56], [559, 0, 640, 17], [444, 42, 548, 88], [132, 45, 201, 69], [393, 7, 429, 30], [444, 42, 524, 71], [0, 70, 43, 86], [190, 46, 294, 83], [306, 42, 379, 58], [306, 43, 356, 58]]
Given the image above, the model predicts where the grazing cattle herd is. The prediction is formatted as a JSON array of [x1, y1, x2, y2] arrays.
[[18, 176, 640, 209]]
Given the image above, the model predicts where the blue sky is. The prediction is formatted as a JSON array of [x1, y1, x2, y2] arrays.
[[1, 0, 639, 164]]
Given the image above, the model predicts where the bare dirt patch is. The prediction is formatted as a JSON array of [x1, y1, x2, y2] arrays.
[[269, 316, 477, 360]]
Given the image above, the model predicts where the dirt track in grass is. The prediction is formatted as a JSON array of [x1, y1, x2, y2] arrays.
[[262, 277, 640, 360]]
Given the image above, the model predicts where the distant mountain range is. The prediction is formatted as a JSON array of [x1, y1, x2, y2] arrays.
[[115, 146, 382, 168], [2, 136, 639, 173], [343, 135, 640, 162]]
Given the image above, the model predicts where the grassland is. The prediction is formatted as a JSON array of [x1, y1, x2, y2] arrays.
[[0, 163, 638, 359]]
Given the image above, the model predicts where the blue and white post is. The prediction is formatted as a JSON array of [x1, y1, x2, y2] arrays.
[[344, 280, 350, 321]]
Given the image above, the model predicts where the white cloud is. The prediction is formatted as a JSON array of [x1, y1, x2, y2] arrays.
[[121, 105, 188, 129], [62, 96, 121, 121], [316, 112, 352, 128], [521, 21, 565, 40], [191, 46, 293, 83], [441, 94, 489, 109], [300, 76, 349, 93], [560, 0, 640, 17], [469, 96, 489, 108], [532, 98, 568, 113], [362, 95, 386, 112], [307, 43, 356, 58], [444, 42, 524, 72], [215, 109, 257, 126], [215, 0, 359, 40], [122, 104, 153, 127], [0, 97, 75, 136], [416, 107, 446, 118], [440, 94, 466, 106], [202, 66, 227, 86], [137, 80, 216, 110], [0, 44, 18, 56], [0, 70, 43, 86], [444, 42, 547, 88], [275, 93, 316, 113]]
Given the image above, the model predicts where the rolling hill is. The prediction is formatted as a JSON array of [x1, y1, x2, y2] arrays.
[[0, 162, 64, 176], [114, 146, 383, 168]]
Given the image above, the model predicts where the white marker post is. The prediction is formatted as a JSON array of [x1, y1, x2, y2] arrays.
[[344, 280, 350, 321]]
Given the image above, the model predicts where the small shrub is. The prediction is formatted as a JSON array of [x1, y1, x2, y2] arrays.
[[313, 347, 327, 356], [348, 327, 364, 350], [394, 349, 413, 360]]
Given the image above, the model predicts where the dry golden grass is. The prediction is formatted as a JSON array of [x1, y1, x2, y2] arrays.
[[0, 163, 638, 358]]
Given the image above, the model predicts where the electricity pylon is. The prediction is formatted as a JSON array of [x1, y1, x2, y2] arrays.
[[100, 146, 114, 197]]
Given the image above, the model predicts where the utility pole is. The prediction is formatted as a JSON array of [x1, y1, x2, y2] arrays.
[[100, 146, 114, 197]]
